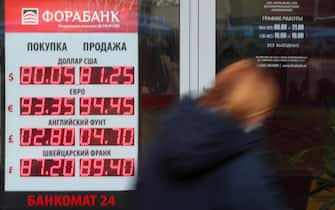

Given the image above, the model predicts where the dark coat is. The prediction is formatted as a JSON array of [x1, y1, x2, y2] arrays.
[[136, 97, 287, 210]]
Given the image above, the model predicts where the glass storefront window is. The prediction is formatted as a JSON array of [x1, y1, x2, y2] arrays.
[[0, 0, 180, 208], [217, 0, 335, 209], [139, 0, 180, 150]]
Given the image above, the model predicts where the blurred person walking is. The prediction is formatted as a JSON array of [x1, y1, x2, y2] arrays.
[[135, 59, 287, 210]]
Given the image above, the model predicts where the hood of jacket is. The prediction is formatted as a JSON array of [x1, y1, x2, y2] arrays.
[[155, 97, 263, 178]]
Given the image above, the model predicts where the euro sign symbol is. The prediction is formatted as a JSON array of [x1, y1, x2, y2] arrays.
[[8, 166, 13, 174], [9, 73, 14, 81], [8, 135, 14, 143], [8, 105, 13, 112]]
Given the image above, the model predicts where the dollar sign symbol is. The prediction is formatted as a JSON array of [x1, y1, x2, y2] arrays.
[[8, 166, 13, 174], [9, 73, 14, 81], [8, 135, 13, 143]]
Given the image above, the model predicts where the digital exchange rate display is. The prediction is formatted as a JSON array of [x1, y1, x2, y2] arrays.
[[5, 0, 138, 192]]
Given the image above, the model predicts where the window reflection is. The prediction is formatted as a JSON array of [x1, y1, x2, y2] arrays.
[[139, 0, 179, 149], [217, 0, 335, 209], [140, 0, 179, 96]]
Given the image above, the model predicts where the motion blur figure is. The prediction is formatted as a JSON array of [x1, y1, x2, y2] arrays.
[[135, 59, 288, 210]]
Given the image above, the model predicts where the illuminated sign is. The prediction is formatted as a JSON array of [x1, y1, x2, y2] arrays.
[[5, 0, 138, 193]]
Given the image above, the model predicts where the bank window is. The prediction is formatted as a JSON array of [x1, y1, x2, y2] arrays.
[[217, 0, 335, 209]]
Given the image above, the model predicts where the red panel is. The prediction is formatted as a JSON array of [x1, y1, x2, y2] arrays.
[[5, 0, 138, 33]]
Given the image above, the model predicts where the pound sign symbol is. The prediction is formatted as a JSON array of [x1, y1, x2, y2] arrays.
[[8, 135, 13, 143]]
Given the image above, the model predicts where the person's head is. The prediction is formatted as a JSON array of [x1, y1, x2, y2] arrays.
[[198, 59, 280, 127]]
